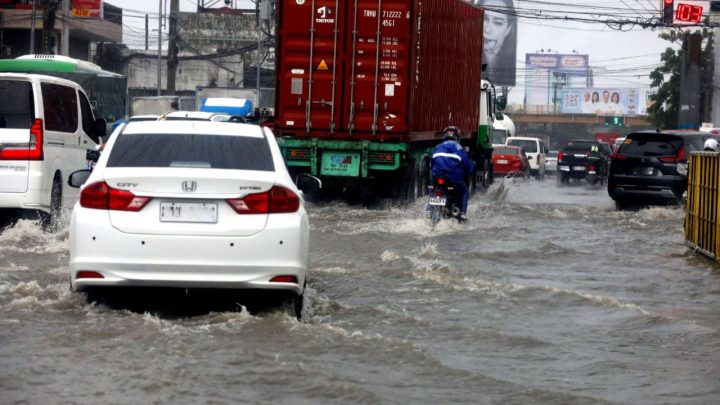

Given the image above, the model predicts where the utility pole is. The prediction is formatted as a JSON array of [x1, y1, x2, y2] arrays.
[[157, 0, 162, 96], [167, 0, 179, 94], [678, 33, 702, 130], [710, 2, 720, 125], [60, 0, 70, 56], [256, 0, 262, 91], [0, 13, 4, 57], [30, 0, 36, 54], [41, 0, 61, 54], [145, 14, 149, 50]]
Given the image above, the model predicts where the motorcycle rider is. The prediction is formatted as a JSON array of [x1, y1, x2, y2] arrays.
[[430, 126, 475, 221], [586, 144, 606, 180]]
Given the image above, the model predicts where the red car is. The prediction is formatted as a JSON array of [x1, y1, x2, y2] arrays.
[[492, 145, 531, 178]]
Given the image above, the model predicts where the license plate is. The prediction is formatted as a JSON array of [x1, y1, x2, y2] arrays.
[[573, 166, 586, 171], [640, 167, 654, 175], [320, 151, 361, 177], [497, 159, 508, 164], [429, 196, 446, 206], [160, 202, 218, 223]]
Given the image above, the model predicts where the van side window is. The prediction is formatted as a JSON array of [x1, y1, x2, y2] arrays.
[[41, 83, 78, 133], [79, 92, 94, 137]]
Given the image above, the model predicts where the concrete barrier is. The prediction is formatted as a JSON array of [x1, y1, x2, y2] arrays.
[[685, 152, 720, 260]]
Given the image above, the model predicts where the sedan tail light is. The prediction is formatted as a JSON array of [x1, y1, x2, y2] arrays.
[[557, 151, 563, 162], [0, 119, 44, 161], [227, 186, 300, 214], [80, 182, 151, 211]]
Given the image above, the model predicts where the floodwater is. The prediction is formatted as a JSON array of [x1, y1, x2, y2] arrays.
[[2, 177, 719, 404]]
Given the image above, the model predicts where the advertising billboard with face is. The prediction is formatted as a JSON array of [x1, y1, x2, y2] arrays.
[[469, 0, 517, 86], [560, 88, 652, 116]]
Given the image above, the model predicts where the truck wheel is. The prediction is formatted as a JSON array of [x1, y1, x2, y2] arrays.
[[399, 159, 419, 204], [417, 159, 429, 200], [480, 158, 492, 192]]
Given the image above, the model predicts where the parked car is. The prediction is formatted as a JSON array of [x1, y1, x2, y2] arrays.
[[557, 140, 610, 185], [506, 136, 547, 178], [67, 121, 310, 317], [608, 130, 720, 207], [545, 150, 558, 172], [0, 73, 106, 229], [491, 145, 530, 178], [612, 137, 626, 153]]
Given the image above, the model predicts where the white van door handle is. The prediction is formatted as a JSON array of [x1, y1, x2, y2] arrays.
[[47, 140, 65, 146]]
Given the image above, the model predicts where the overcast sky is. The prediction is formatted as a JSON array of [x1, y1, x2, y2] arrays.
[[105, 0, 679, 103]]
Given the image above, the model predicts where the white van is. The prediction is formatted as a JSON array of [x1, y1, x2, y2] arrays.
[[0, 73, 106, 228], [506, 136, 547, 178]]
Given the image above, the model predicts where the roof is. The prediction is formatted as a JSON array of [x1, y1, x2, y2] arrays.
[[121, 120, 265, 138], [0, 55, 123, 77], [160, 111, 230, 121]]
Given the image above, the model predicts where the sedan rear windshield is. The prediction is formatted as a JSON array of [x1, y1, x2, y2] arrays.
[[563, 141, 595, 152], [107, 133, 274, 171], [0, 80, 34, 129], [494, 147, 519, 155], [507, 139, 538, 153], [619, 134, 683, 157]]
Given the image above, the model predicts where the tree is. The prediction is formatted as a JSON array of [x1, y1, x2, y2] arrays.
[[648, 28, 714, 129]]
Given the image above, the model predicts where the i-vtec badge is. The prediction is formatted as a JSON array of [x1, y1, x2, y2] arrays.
[[182, 181, 197, 192]]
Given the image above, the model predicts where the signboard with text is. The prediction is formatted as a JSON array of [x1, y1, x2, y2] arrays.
[[560, 88, 653, 116], [72, 0, 102, 19]]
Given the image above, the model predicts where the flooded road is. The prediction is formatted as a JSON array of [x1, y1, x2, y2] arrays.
[[2, 178, 720, 404]]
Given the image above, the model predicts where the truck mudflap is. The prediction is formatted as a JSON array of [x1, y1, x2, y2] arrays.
[[280, 138, 407, 178]]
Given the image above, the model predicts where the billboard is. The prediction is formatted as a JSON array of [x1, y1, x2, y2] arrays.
[[524, 53, 590, 112], [469, 0, 517, 86], [560, 88, 652, 116], [72, 0, 102, 19], [525, 53, 589, 72]]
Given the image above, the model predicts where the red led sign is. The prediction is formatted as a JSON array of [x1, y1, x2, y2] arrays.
[[675, 3, 703, 23]]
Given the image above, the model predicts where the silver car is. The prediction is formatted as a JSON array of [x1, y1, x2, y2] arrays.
[[545, 150, 558, 172]]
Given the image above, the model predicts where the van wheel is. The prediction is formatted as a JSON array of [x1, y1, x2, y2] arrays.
[[41, 176, 62, 232]]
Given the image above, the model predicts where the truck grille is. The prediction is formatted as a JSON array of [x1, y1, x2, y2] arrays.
[[285, 148, 312, 160], [368, 152, 395, 164]]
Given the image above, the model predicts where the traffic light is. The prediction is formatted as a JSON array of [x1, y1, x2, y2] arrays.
[[663, 0, 674, 24], [605, 116, 625, 127]]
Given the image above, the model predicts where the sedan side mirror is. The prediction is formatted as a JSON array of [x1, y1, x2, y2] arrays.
[[68, 169, 92, 188]]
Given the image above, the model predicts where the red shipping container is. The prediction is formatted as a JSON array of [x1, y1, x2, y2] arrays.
[[274, 0, 484, 142]]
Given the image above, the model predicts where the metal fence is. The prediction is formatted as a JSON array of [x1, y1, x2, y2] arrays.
[[685, 152, 720, 261]]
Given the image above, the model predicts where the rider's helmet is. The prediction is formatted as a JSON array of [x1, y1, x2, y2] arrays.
[[704, 138, 720, 152], [443, 126, 461, 142], [590, 144, 599, 153]]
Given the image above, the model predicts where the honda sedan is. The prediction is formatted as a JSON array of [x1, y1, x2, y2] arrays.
[[67, 121, 309, 317]]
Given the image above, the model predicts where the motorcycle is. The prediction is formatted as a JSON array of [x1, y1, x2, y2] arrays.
[[426, 176, 464, 226], [585, 158, 607, 186]]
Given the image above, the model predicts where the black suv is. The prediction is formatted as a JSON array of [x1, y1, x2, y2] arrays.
[[608, 131, 720, 206], [557, 140, 610, 184]]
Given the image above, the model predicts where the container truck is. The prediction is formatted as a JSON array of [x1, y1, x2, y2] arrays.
[[272, 0, 498, 200]]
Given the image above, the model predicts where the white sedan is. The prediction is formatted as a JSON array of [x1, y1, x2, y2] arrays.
[[67, 121, 309, 317]]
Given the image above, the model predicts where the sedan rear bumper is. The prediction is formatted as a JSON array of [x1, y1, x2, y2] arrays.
[[69, 207, 309, 294]]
